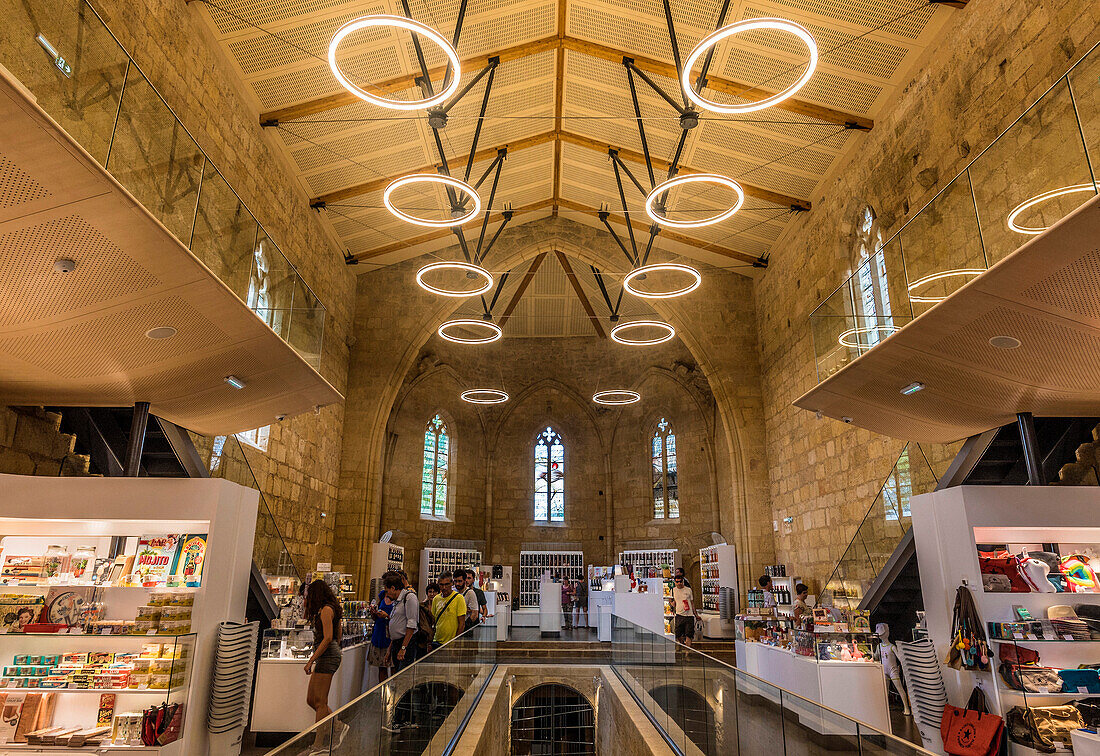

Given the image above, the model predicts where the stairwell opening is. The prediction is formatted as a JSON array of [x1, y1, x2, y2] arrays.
[[388, 681, 465, 754], [650, 684, 717, 753], [511, 683, 595, 755]]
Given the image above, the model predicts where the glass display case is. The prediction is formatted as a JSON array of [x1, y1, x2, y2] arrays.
[[735, 614, 795, 645], [794, 630, 881, 662], [261, 627, 314, 660]]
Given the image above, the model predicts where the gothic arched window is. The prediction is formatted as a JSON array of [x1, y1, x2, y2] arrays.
[[652, 418, 679, 519], [534, 427, 565, 522], [421, 414, 449, 518]]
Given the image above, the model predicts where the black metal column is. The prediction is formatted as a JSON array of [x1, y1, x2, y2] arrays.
[[124, 401, 151, 477], [1016, 411, 1046, 485]]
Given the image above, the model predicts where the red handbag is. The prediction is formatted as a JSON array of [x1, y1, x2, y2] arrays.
[[941, 688, 1004, 756], [979, 555, 1030, 592]]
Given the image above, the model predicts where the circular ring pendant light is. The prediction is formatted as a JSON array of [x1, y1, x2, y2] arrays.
[[622, 263, 702, 299], [644, 174, 745, 228], [1006, 183, 1098, 235], [906, 269, 985, 303], [610, 320, 676, 346], [592, 390, 641, 405], [682, 18, 818, 114], [437, 319, 503, 344], [329, 15, 461, 110], [460, 389, 509, 404], [384, 174, 481, 227], [416, 261, 493, 297], [838, 325, 899, 349]]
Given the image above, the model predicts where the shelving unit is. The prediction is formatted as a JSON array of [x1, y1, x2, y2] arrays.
[[699, 544, 738, 613], [911, 485, 1100, 755], [366, 542, 404, 601], [519, 551, 583, 609], [418, 547, 481, 595], [0, 474, 258, 755], [770, 574, 802, 616], [619, 549, 679, 635]]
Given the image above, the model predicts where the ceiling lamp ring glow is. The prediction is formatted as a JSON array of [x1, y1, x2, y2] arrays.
[[838, 325, 899, 349], [460, 389, 509, 404], [682, 18, 818, 114], [385, 174, 481, 227], [328, 15, 461, 110], [623, 263, 702, 298], [592, 390, 641, 406], [415, 261, 493, 297], [1006, 183, 1099, 235], [644, 175, 745, 229], [610, 320, 676, 346], [438, 319, 503, 344], [906, 269, 985, 303]]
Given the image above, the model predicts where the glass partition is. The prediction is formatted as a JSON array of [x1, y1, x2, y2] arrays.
[[610, 615, 931, 755], [809, 39, 1100, 381], [0, 0, 327, 368]]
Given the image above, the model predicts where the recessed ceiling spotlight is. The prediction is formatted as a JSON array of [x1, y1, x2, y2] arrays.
[[460, 389, 509, 404], [906, 269, 984, 303], [328, 15, 461, 110], [1007, 183, 1098, 235], [592, 390, 641, 405], [622, 263, 702, 299], [900, 381, 924, 396], [644, 174, 744, 228], [224, 375, 246, 390], [145, 326, 177, 340], [610, 320, 676, 346], [438, 319, 503, 344], [682, 18, 818, 114], [989, 335, 1021, 350], [384, 174, 481, 227], [52, 258, 77, 274], [415, 261, 493, 297]]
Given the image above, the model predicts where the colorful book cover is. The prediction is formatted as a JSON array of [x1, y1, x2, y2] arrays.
[[96, 694, 115, 728], [0, 596, 44, 632], [134, 536, 181, 587], [170, 534, 207, 587]]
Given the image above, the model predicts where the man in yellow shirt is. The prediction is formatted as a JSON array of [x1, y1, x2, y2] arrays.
[[431, 572, 467, 648]]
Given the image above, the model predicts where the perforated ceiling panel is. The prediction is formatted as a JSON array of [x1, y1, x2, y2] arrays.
[[0, 214, 161, 327], [0, 153, 50, 210], [1020, 247, 1100, 322]]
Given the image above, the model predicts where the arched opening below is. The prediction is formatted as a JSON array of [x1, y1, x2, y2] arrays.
[[650, 684, 718, 754], [511, 683, 595, 755]]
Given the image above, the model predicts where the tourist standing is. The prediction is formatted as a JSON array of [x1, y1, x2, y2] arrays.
[[466, 569, 487, 625], [303, 579, 349, 748], [456, 568, 480, 629], [672, 574, 701, 648], [573, 575, 588, 629], [431, 572, 467, 648], [384, 573, 420, 673], [368, 580, 394, 682], [561, 578, 574, 629], [759, 574, 776, 608]]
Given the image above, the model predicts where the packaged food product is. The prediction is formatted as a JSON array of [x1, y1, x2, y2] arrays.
[[87, 652, 113, 666], [131, 620, 157, 635], [61, 653, 88, 666], [127, 673, 149, 690], [147, 672, 171, 690], [140, 643, 163, 659]]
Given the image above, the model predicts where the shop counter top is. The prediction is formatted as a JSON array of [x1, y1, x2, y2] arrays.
[[251, 642, 368, 732]]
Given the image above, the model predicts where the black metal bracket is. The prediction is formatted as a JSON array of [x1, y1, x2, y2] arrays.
[[343, 252, 358, 266], [610, 159, 641, 264], [844, 121, 872, 131], [310, 200, 326, 210], [660, 0, 689, 110], [598, 209, 638, 267], [790, 203, 810, 213], [477, 208, 513, 266], [693, 0, 732, 92], [474, 155, 506, 261], [608, 149, 649, 198], [624, 58, 690, 117], [401, 0, 437, 99], [260, 118, 278, 128], [624, 64, 658, 187]]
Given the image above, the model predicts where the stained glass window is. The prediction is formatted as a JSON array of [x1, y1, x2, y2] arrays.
[[534, 427, 564, 522], [852, 207, 892, 351], [421, 414, 449, 518], [652, 418, 679, 519]]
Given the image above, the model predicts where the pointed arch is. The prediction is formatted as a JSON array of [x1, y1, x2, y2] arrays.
[[534, 426, 565, 522], [421, 413, 451, 518], [651, 417, 679, 519]]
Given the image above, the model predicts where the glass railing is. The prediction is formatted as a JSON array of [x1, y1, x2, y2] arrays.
[[187, 431, 303, 592], [810, 38, 1100, 382], [267, 625, 498, 755], [0, 0, 326, 369], [822, 444, 940, 611], [610, 615, 930, 755]]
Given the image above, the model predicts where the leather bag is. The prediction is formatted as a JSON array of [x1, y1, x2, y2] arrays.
[[1030, 705, 1085, 748], [1005, 706, 1055, 753], [978, 555, 1030, 592]]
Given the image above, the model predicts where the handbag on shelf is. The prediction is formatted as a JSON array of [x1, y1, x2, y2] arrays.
[[940, 687, 1004, 756], [1029, 705, 1085, 749], [998, 663, 1064, 693], [998, 643, 1040, 665], [1057, 668, 1100, 694], [1077, 697, 1100, 727], [1005, 706, 1056, 753], [978, 555, 1030, 593]]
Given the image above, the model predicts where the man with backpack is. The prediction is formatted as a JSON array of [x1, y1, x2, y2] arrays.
[[383, 573, 420, 673], [431, 572, 466, 648]]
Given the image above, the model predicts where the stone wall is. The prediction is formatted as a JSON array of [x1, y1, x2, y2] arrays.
[[0, 407, 90, 477], [335, 216, 773, 596], [378, 334, 723, 590], [755, 0, 1100, 585]]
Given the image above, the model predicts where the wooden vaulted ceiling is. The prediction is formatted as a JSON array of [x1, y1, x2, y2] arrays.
[[190, 0, 957, 273]]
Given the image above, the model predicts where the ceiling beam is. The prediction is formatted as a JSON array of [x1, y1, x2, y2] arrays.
[[498, 251, 548, 326], [259, 36, 561, 125], [552, 0, 566, 217], [555, 198, 762, 267], [555, 249, 607, 338], [260, 36, 873, 131], [346, 199, 555, 261], [313, 129, 808, 209]]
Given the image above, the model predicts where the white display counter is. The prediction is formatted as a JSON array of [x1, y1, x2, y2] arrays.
[[250, 642, 368, 733], [589, 592, 615, 641], [735, 640, 891, 733], [539, 580, 562, 636], [698, 611, 736, 638], [613, 591, 666, 637]]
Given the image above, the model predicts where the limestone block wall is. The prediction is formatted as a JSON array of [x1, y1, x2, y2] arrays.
[[755, 0, 1100, 583], [0, 407, 90, 477], [378, 335, 725, 591], [336, 216, 772, 596]]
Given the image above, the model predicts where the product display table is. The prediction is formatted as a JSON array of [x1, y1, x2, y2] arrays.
[[539, 581, 562, 636], [250, 642, 368, 733], [735, 640, 890, 733], [698, 610, 736, 638]]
